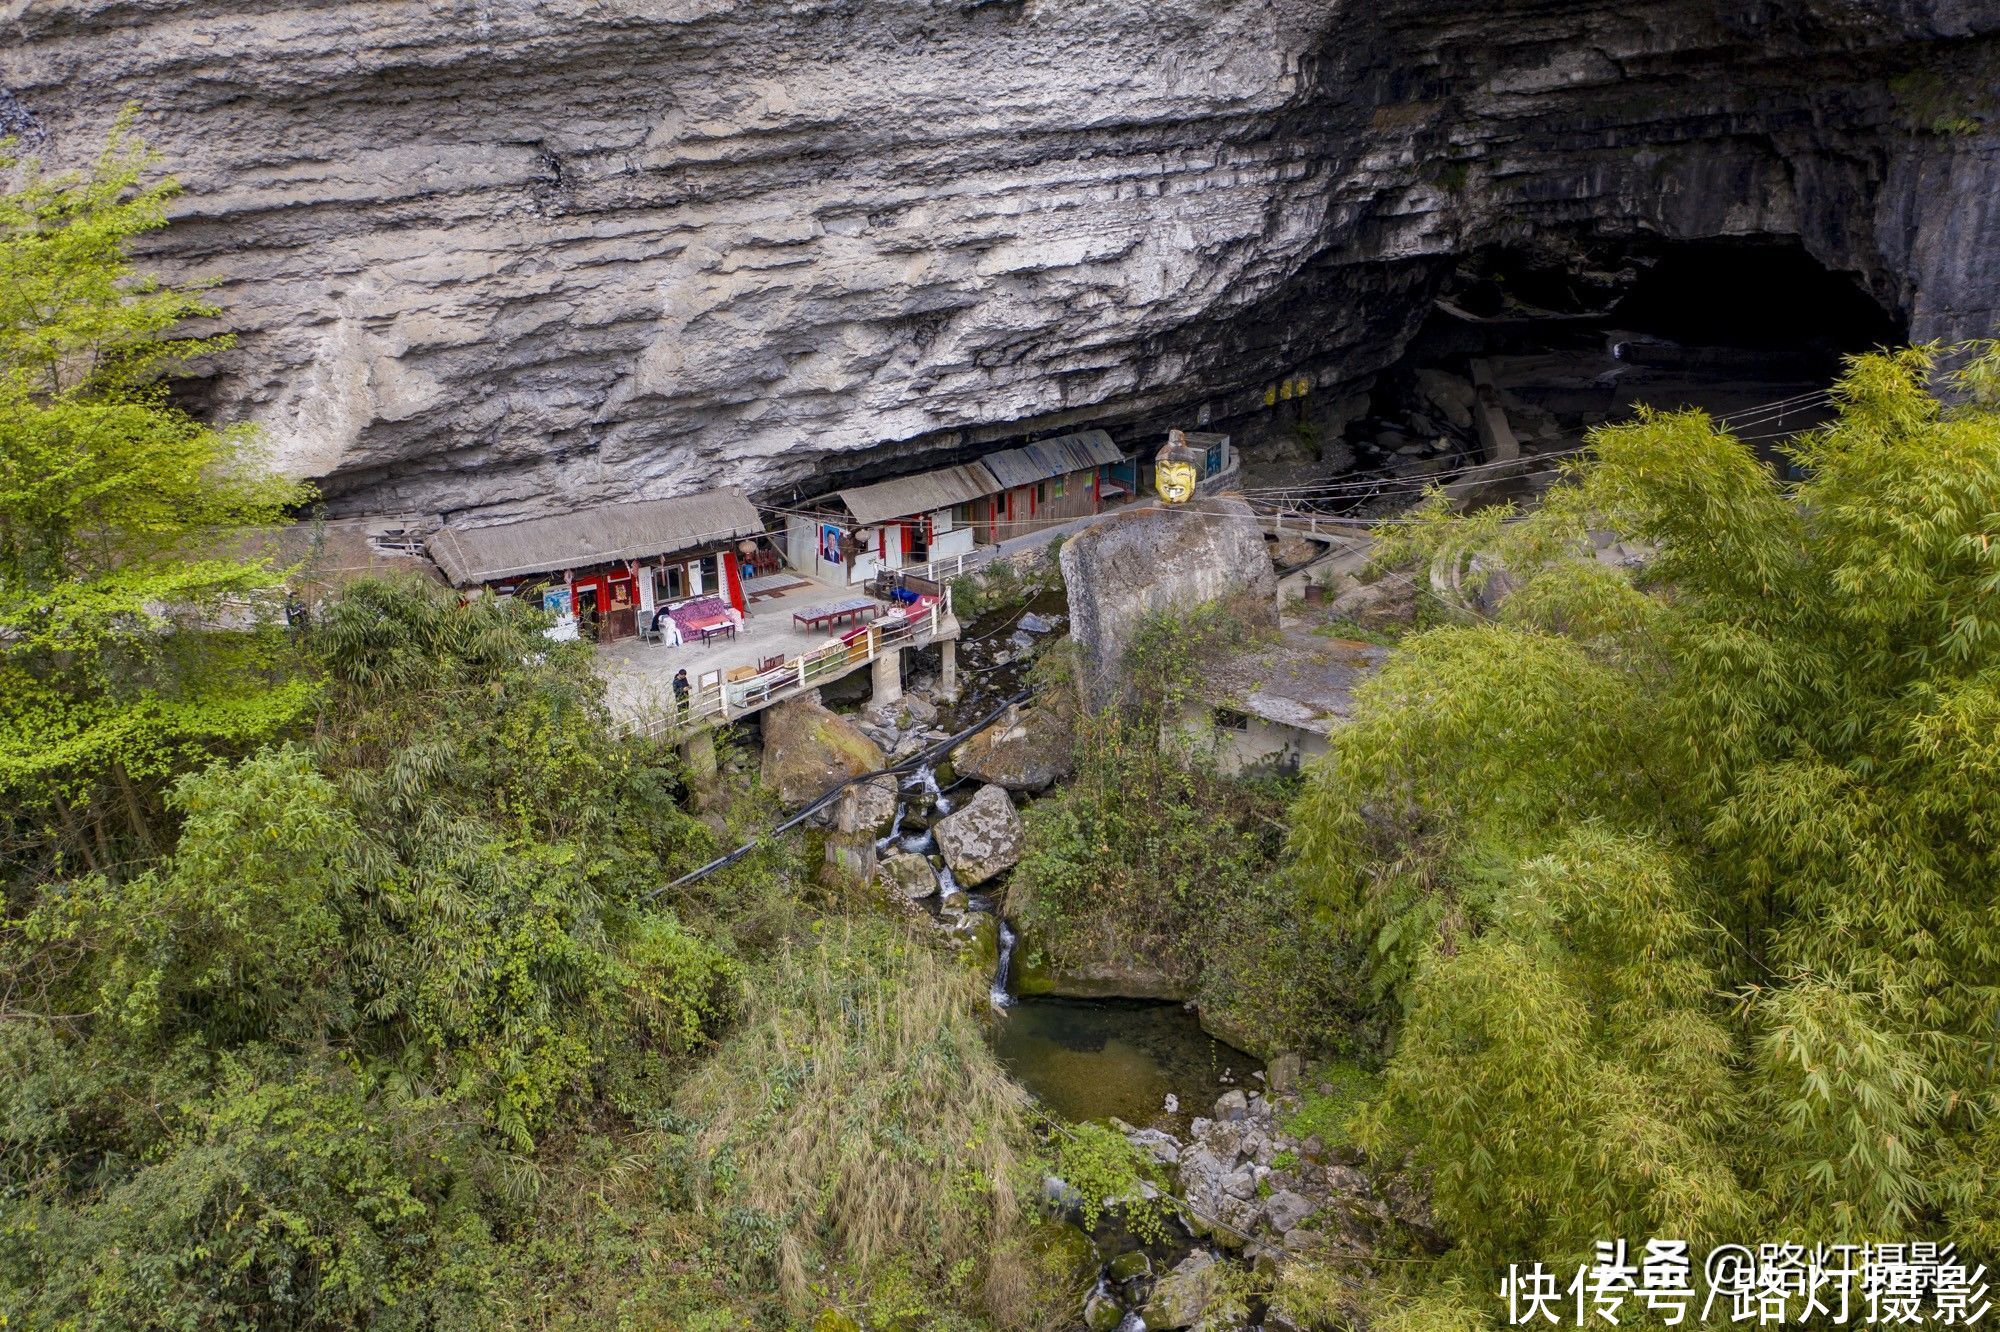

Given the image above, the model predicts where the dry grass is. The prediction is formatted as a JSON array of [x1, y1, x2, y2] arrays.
[[675, 921, 1076, 1329]]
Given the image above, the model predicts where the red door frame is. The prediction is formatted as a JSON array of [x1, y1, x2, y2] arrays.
[[722, 550, 746, 614]]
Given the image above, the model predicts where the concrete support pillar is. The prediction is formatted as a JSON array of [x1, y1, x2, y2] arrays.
[[680, 729, 718, 782], [872, 646, 904, 706], [938, 638, 959, 701]]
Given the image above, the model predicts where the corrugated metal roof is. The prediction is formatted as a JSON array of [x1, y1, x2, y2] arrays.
[[836, 462, 1003, 527], [427, 489, 762, 585], [982, 429, 1123, 490]]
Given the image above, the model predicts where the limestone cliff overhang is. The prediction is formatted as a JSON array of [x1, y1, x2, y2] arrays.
[[832, 462, 1004, 527], [1192, 629, 1391, 736], [426, 489, 762, 586], [981, 430, 1124, 490]]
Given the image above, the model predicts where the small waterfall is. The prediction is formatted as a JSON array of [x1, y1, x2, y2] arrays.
[[874, 800, 907, 853], [990, 917, 1018, 1009]]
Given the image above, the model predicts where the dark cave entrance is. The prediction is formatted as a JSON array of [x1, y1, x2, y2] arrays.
[[1605, 240, 1901, 352], [1249, 234, 1907, 509]]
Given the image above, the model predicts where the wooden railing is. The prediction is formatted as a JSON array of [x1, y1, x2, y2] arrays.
[[641, 600, 950, 739]]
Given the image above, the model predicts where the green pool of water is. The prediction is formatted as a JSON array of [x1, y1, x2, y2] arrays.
[[992, 997, 1258, 1130]]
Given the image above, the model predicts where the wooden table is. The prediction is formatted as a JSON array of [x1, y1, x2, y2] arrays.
[[793, 597, 879, 634], [697, 622, 736, 645]]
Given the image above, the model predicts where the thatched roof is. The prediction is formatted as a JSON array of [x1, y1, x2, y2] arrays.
[[427, 489, 762, 585], [836, 462, 1003, 526], [982, 429, 1123, 490]]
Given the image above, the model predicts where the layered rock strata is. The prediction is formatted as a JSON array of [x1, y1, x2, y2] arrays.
[[5, 1, 1995, 518]]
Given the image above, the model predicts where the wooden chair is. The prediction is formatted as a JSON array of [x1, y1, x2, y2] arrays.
[[758, 653, 785, 673]]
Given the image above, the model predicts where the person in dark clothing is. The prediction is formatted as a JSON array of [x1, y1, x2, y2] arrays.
[[672, 668, 691, 720]]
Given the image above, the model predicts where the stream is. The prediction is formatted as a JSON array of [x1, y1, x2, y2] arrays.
[[875, 755, 1264, 1329], [881, 583, 1267, 1328]]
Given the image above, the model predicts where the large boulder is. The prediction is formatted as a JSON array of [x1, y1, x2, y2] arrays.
[[1142, 1251, 1224, 1330], [951, 704, 1074, 793], [1413, 367, 1477, 429], [932, 783, 1024, 888], [760, 694, 885, 809], [835, 775, 898, 836], [1263, 1188, 1318, 1235], [877, 851, 938, 901], [1060, 497, 1278, 710]]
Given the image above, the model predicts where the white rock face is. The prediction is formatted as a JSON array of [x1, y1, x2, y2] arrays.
[[4, 2, 1995, 518], [3, 0, 1335, 517]]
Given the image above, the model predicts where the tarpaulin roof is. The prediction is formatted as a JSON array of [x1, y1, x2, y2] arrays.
[[981, 429, 1124, 490], [427, 489, 762, 585], [836, 462, 1003, 526]]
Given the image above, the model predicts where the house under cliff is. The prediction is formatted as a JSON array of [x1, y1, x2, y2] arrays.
[[1169, 629, 1391, 774]]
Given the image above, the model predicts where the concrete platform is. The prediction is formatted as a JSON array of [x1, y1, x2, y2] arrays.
[[596, 574, 877, 727]]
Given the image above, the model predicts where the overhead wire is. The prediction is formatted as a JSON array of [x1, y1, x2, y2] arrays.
[[1235, 386, 1836, 513], [735, 387, 1842, 544]]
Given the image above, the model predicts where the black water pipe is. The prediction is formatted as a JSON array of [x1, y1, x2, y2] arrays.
[[644, 687, 1035, 899]]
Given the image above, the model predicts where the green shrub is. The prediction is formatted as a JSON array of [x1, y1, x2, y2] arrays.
[[1052, 1122, 1175, 1243]]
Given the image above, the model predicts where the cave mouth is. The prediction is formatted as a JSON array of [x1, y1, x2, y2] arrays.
[[1607, 239, 1903, 352], [1258, 234, 1909, 506]]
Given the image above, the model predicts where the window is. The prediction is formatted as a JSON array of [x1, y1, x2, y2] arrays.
[[1214, 708, 1251, 733], [950, 502, 973, 526], [1050, 475, 1066, 499], [1035, 482, 1046, 506]]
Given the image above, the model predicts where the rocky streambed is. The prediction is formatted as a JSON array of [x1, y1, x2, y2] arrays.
[[1037, 1076, 1437, 1332]]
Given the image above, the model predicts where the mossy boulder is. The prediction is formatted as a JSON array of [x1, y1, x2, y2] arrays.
[[952, 703, 1074, 793], [1085, 1289, 1126, 1331], [1031, 1219, 1100, 1291], [878, 851, 938, 902], [960, 912, 1000, 973], [1108, 1248, 1152, 1282], [1142, 1250, 1223, 1329], [762, 694, 885, 808]]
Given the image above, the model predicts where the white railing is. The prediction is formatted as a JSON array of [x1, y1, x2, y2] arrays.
[[642, 601, 948, 739], [903, 548, 987, 583]]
